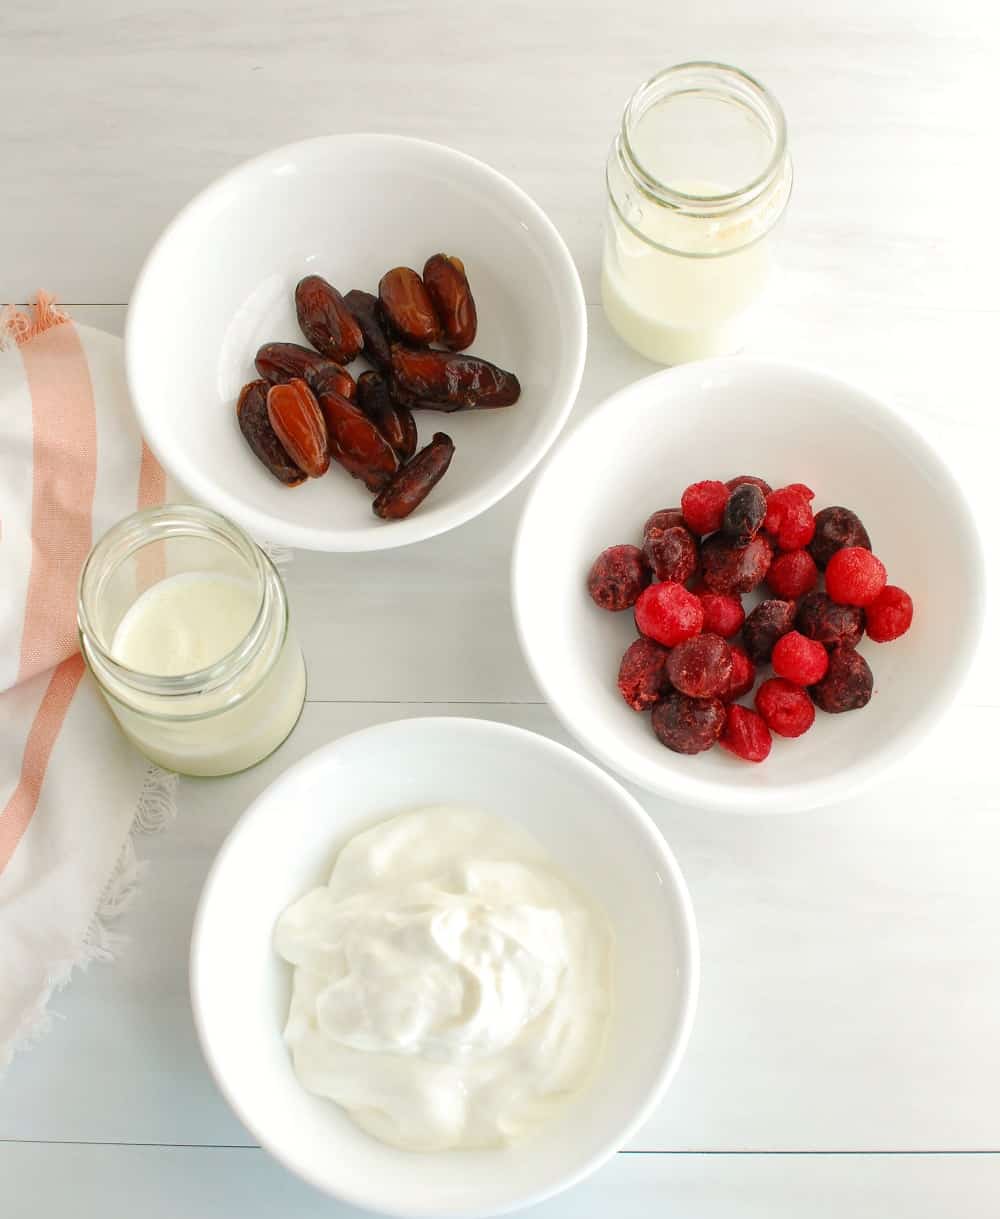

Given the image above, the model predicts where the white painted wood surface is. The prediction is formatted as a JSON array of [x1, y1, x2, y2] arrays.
[[2, 1, 998, 1215]]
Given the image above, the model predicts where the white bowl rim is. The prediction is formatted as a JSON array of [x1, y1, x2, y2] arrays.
[[125, 132, 588, 552], [512, 355, 987, 816], [189, 716, 701, 1218]]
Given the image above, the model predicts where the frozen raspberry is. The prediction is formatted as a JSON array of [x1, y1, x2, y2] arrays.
[[665, 633, 734, 699], [766, 549, 819, 599], [808, 506, 871, 569], [722, 644, 756, 701], [651, 691, 726, 755], [772, 631, 829, 686], [681, 480, 730, 536], [795, 592, 864, 650], [701, 533, 772, 594], [618, 638, 671, 711], [587, 544, 651, 611], [722, 483, 767, 546], [764, 487, 816, 551], [865, 585, 914, 643], [726, 474, 772, 496], [810, 646, 874, 713], [634, 581, 704, 647], [698, 591, 745, 638], [755, 677, 815, 738], [826, 547, 887, 607], [718, 704, 772, 763], [643, 525, 699, 584], [742, 598, 796, 663], [643, 507, 687, 544]]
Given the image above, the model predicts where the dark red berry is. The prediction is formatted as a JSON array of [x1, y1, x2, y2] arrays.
[[723, 645, 756, 701], [722, 483, 767, 546], [865, 585, 913, 643], [681, 480, 730, 536], [766, 549, 819, 599], [587, 545, 650, 611], [718, 704, 772, 763], [795, 592, 865, 650], [808, 506, 871, 569], [698, 591, 745, 638], [755, 677, 816, 738], [651, 691, 726, 755], [618, 638, 672, 711], [810, 646, 874, 713], [634, 581, 704, 647], [643, 508, 686, 544], [665, 634, 734, 699], [772, 631, 829, 686], [826, 547, 887, 607], [764, 487, 816, 551], [701, 533, 772, 594], [643, 525, 699, 584], [742, 598, 796, 663], [726, 474, 772, 496]]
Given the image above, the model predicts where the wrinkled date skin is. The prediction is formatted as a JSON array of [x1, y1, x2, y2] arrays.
[[266, 379, 330, 478], [315, 387, 400, 493], [342, 289, 392, 372], [373, 432, 455, 520], [294, 276, 364, 364], [390, 345, 521, 410], [255, 342, 356, 399], [357, 371, 418, 461], [379, 267, 441, 345], [237, 380, 305, 486], [422, 253, 477, 350]]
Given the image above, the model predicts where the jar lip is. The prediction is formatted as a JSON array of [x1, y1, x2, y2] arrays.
[[619, 60, 789, 211], [78, 503, 278, 699]]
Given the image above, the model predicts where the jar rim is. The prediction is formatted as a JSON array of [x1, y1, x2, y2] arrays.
[[619, 61, 789, 212]]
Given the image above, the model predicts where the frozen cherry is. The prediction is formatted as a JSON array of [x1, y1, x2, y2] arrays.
[[795, 592, 865, 649], [666, 633, 734, 699], [766, 549, 819, 599], [808, 506, 871, 569], [726, 474, 772, 496], [701, 533, 772, 594], [826, 547, 887, 607], [634, 581, 704, 647], [772, 631, 829, 686], [681, 480, 730, 535], [651, 691, 726, 755], [810, 646, 874, 713], [742, 598, 796, 663], [644, 525, 699, 584], [723, 644, 756, 701], [698, 591, 745, 638], [587, 545, 650, 611], [618, 638, 671, 711], [865, 585, 914, 643], [722, 483, 767, 546], [718, 704, 772, 763], [764, 487, 816, 551], [785, 482, 815, 501], [643, 507, 687, 544], [755, 677, 816, 738]]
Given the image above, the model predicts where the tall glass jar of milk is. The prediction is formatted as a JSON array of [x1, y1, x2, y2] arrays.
[[602, 62, 793, 364], [78, 504, 306, 777]]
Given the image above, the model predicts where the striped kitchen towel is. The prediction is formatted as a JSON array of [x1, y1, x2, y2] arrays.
[[0, 295, 177, 1073]]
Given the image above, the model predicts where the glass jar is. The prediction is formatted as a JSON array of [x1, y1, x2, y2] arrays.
[[78, 504, 306, 777], [602, 61, 793, 364]]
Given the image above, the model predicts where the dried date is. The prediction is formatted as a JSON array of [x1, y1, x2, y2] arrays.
[[255, 341, 355, 398], [390, 344, 520, 410], [356, 371, 418, 461], [373, 432, 455, 520], [379, 267, 441, 344], [266, 379, 330, 478], [342, 289, 392, 372], [236, 379, 305, 486], [294, 275, 364, 364], [314, 385, 400, 492], [422, 253, 477, 350]]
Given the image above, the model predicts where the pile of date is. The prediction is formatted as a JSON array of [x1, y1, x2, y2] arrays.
[[237, 255, 520, 519]]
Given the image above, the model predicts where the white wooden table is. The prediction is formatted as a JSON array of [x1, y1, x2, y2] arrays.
[[2, 2, 999, 1214]]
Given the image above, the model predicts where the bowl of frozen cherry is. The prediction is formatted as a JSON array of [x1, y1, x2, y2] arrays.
[[513, 358, 984, 813]]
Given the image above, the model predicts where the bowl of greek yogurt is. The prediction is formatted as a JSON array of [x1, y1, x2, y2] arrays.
[[190, 717, 698, 1218]]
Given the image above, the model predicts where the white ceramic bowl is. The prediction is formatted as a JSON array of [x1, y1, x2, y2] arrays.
[[126, 134, 586, 551], [190, 717, 698, 1218], [513, 358, 985, 815]]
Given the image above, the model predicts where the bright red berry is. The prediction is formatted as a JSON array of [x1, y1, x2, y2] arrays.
[[766, 549, 819, 599], [764, 487, 816, 551], [785, 482, 815, 501], [698, 591, 745, 637], [722, 645, 756, 701], [772, 630, 830, 686], [719, 704, 772, 763], [634, 581, 704, 647], [755, 677, 816, 738], [865, 585, 913, 642], [681, 479, 730, 535], [825, 547, 887, 607]]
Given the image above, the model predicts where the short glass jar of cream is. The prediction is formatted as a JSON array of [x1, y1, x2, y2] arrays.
[[602, 62, 793, 364], [78, 504, 306, 777]]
